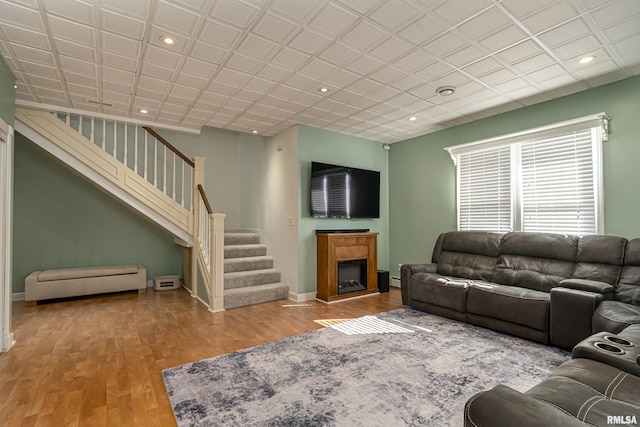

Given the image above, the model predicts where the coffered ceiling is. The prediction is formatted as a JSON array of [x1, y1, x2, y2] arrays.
[[1, 0, 639, 142]]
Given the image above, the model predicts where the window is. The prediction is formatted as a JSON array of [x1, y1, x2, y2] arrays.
[[457, 146, 512, 233], [446, 114, 608, 235]]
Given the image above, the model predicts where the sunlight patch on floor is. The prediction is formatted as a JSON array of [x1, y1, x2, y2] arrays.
[[314, 318, 354, 327], [329, 315, 415, 335]]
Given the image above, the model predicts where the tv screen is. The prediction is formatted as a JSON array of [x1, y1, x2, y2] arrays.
[[310, 161, 380, 219]]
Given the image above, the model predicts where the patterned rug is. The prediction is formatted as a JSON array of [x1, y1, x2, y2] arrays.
[[162, 308, 569, 426]]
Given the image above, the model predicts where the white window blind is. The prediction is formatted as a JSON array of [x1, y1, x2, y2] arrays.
[[458, 146, 512, 232], [445, 113, 607, 235], [521, 129, 600, 235]]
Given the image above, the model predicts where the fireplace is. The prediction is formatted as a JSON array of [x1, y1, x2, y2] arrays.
[[337, 259, 367, 295], [315, 231, 378, 302]]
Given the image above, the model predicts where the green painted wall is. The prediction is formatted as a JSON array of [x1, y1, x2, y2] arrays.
[[297, 125, 389, 295], [389, 75, 640, 278], [159, 127, 265, 230], [0, 56, 15, 125], [12, 134, 183, 294]]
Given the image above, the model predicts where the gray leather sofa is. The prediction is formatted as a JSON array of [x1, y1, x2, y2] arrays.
[[401, 231, 639, 349], [464, 324, 640, 426]]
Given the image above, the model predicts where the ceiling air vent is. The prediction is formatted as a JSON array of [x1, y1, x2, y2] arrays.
[[87, 99, 113, 107]]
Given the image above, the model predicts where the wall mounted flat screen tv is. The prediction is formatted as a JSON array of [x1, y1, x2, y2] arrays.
[[310, 161, 380, 219]]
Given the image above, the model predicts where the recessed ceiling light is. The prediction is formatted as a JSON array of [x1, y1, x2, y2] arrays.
[[409, 116, 417, 121], [318, 87, 329, 93], [436, 86, 456, 96], [161, 36, 176, 46], [140, 109, 148, 114], [251, 130, 259, 134], [579, 55, 595, 64]]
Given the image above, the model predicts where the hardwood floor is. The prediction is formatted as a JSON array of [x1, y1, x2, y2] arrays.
[[0, 288, 402, 426]]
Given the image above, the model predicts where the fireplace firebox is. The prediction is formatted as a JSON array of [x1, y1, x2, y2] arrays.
[[337, 259, 367, 295]]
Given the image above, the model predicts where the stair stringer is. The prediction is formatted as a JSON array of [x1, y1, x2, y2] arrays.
[[15, 108, 193, 246]]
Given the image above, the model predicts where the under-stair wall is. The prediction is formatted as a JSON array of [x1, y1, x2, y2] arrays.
[[15, 107, 195, 245], [11, 134, 183, 296], [13, 105, 226, 311]]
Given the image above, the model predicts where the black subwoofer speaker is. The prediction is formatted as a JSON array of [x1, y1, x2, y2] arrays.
[[377, 270, 389, 293]]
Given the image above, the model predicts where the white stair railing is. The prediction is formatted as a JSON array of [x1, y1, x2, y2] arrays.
[[193, 179, 225, 312], [54, 112, 193, 211]]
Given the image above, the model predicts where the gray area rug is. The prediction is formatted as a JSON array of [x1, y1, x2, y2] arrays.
[[162, 308, 569, 426]]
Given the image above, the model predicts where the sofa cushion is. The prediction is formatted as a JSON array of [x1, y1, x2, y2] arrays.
[[464, 384, 589, 427], [525, 358, 640, 426], [499, 232, 579, 261], [37, 265, 140, 282], [437, 231, 502, 259], [618, 239, 640, 305], [592, 301, 640, 334], [436, 252, 497, 282], [493, 255, 575, 293], [433, 231, 501, 281], [466, 282, 549, 331], [493, 232, 578, 292], [573, 235, 626, 285], [624, 238, 640, 266], [619, 323, 640, 341], [408, 273, 470, 312], [617, 266, 640, 305]]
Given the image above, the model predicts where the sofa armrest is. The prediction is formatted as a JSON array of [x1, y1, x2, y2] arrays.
[[558, 279, 614, 298], [464, 385, 587, 427], [400, 263, 437, 305], [550, 287, 604, 349]]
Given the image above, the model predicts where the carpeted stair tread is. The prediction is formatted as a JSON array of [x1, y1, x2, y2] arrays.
[[224, 244, 267, 259], [224, 283, 289, 309], [224, 256, 274, 273], [224, 233, 260, 246], [224, 269, 281, 290], [222, 230, 286, 309]]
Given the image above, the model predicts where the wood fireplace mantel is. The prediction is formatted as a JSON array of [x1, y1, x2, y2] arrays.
[[316, 231, 378, 302]]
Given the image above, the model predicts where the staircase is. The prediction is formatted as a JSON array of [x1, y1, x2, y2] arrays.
[[13, 105, 286, 312], [224, 232, 289, 309]]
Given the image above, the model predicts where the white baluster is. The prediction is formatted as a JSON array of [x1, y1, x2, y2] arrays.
[[134, 127, 138, 174], [79, 115, 83, 136], [163, 144, 167, 194], [66, 113, 70, 126], [124, 123, 128, 168], [90, 118, 95, 144], [180, 161, 185, 208], [102, 119, 106, 151], [172, 153, 176, 202], [113, 121, 117, 158], [153, 138, 158, 187], [144, 132, 148, 180]]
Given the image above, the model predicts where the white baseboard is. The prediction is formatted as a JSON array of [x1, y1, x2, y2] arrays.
[[391, 277, 401, 288], [288, 291, 316, 302], [12, 292, 24, 301], [1, 332, 15, 353]]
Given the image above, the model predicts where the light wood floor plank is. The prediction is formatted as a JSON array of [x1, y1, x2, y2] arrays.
[[1, 287, 402, 426]]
